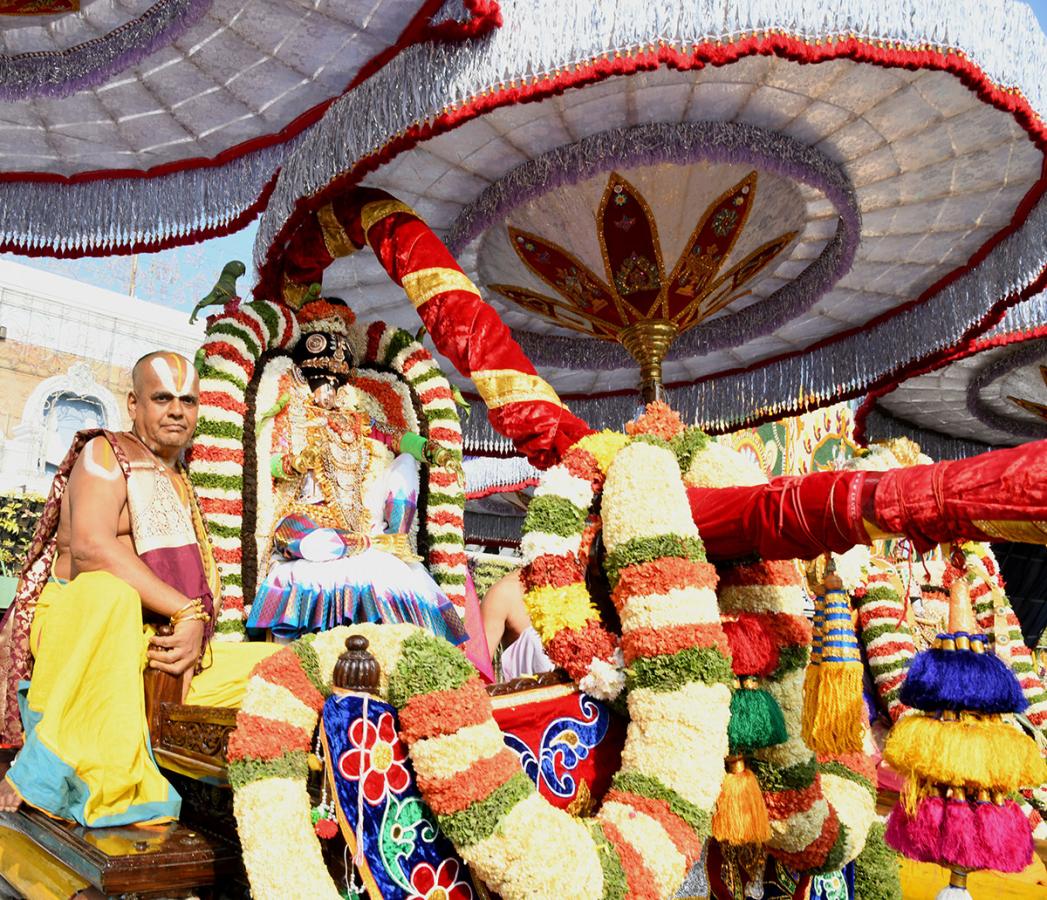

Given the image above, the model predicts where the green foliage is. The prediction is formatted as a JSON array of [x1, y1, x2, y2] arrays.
[[469, 556, 519, 600], [854, 822, 902, 900], [603, 534, 706, 588], [670, 426, 710, 473], [388, 631, 476, 709], [0, 492, 46, 576], [523, 495, 587, 539], [437, 772, 533, 847], [627, 645, 735, 693]]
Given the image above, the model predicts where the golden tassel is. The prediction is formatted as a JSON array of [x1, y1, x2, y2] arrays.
[[807, 573, 865, 754], [801, 589, 825, 746], [712, 757, 771, 846]]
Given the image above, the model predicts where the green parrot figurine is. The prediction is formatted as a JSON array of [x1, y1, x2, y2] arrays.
[[189, 260, 247, 324]]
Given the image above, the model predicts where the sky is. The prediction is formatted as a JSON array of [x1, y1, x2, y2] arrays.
[[6, 0, 1047, 315], [1, 221, 258, 315]]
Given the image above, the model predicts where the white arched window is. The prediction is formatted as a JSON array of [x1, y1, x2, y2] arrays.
[[41, 391, 108, 473], [0, 363, 122, 493]]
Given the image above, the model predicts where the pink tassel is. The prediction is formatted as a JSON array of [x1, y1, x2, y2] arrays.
[[975, 801, 1034, 873], [940, 798, 988, 871], [886, 796, 944, 863]]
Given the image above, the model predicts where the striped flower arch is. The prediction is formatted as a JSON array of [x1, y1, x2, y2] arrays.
[[190, 299, 467, 637], [191, 299, 298, 640]]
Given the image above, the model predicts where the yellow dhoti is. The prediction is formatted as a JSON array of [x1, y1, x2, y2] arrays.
[[4, 571, 277, 827]]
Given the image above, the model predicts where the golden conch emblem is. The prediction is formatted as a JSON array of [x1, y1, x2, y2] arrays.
[[489, 170, 797, 344]]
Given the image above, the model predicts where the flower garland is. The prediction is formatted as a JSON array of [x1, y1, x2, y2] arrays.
[[191, 299, 299, 639], [250, 356, 296, 599], [399, 435, 728, 898], [519, 403, 711, 700], [519, 429, 630, 699], [685, 443, 876, 873], [852, 559, 915, 723]]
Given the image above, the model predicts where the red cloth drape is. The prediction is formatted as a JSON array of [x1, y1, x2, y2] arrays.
[[690, 441, 1047, 561], [873, 439, 1047, 552], [689, 470, 870, 561]]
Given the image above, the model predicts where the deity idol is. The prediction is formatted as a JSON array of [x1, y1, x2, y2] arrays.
[[245, 300, 467, 645]]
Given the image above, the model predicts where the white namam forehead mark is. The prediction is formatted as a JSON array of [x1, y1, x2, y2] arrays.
[[150, 354, 195, 394], [83, 438, 121, 481]]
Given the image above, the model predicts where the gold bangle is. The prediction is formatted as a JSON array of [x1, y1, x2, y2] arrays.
[[170, 598, 205, 627], [173, 611, 210, 626], [171, 599, 200, 619]]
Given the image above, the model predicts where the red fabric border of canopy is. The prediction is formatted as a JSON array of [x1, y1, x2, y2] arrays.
[[0, 1, 77, 13]]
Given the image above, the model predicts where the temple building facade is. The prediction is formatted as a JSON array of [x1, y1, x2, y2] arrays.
[[0, 261, 203, 496]]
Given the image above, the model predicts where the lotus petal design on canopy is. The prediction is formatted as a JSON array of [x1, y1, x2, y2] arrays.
[[488, 171, 796, 344]]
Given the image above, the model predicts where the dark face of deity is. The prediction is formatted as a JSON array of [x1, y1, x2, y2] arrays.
[[293, 331, 355, 392]]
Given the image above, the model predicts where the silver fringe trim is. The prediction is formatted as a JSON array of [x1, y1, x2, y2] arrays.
[[0, 137, 296, 256], [446, 120, 860, 370], [986, 291, 1047, 338], [465, 453, 540, 493], [432, 0, 473, 26], [0, 0, 211, 101], [863, 407, 994, 460], [464, 408, 533, 455], [258, 0, 1047, 263]]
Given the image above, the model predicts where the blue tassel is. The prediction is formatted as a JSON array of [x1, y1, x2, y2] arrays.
[[900, 634, 1027, 714]]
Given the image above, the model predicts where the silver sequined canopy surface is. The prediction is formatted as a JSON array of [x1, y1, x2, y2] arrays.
[[860, 293, 1047, 458], [254, 0, 1047, 437], [0, 0, 500, 254]]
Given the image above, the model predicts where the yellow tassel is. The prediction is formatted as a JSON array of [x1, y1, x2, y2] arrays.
[[807, 660, 866, 755], [884, 714, 1047, 791], [712, 759, 771, 846], [801, 663, 821, 746], [900, 777, 937, 818], [802, 591, 825, 746]]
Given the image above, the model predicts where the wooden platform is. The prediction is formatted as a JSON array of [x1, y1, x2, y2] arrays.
[[0, 807, 243, 899]]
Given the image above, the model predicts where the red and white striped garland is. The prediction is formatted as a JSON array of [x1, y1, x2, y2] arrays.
[[191, 299, 299, 639], [853, 560, 915, 723]]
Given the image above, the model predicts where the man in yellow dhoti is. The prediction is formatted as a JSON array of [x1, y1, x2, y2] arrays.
[[0, 352, 276, 826]]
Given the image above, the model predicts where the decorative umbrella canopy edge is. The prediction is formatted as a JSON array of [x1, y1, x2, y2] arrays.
[[253, 0, 1047, 435]]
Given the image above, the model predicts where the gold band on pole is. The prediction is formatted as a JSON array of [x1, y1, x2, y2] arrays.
[[401, 267, 482, 309], [472, 369, 565, 410]]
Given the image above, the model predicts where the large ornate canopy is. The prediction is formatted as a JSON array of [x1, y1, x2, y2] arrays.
[[0, 0, 500, 255], [253, 0, 1047, 437]]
